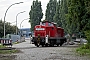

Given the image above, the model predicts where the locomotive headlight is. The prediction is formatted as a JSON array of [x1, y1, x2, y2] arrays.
[[36, 28, 45, 30]]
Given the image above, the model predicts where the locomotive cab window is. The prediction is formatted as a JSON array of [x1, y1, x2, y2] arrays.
[[48, 23, 53, 26], [42, 23, 45, 26]]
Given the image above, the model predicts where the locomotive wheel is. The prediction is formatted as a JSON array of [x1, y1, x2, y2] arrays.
[[34, 43, 39, 47], [42, 44, 44, 47], [60, 42, 63, 46], [36, 44, 39, 47], [56, 44, 59, 46], [45, 44, 48, 47], [36, 42, 40, 47], [49, 44, 54, 47]]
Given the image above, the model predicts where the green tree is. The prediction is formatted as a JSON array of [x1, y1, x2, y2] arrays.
[[66, 0, 90, 35], [82, 0, 90, 31], [60, 0, 68, 32], [53, 0, 62, 27], [0, 20, 4, 37], [0, 20, 16, 37], [29, 0, 43, 31], [45, 0, 57, 22], [66, 0, 84, 35], [83, 0, 90, 45], [66, 0, 77, 34], [53, 0, 68, 34]]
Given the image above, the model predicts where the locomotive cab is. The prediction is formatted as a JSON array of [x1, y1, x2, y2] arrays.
[[32, 21, 66, 47]]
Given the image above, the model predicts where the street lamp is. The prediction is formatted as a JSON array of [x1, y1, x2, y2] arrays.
[[16, 11, 26, 35], [19, 18, 29, 37], [20, 18, 29, 29], [4, 2, 23, 38]]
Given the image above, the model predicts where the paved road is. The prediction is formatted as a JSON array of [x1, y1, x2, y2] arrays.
[[11, 39, 90, 60]]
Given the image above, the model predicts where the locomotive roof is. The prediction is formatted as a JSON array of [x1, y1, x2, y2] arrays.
[[42, 20, 51, 23], [42, 20, 57, 25]]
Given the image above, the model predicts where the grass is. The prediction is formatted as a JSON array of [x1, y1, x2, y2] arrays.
[[0, 45, 21, 54], [0, 49, 21, 54], [13, 40, 26, 44], [0, 44, 6, 48], [76, 44, 90, 56], [13, 42, 20, 44]]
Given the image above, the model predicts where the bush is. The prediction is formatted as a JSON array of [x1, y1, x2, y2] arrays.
[[76, 30, 90, 55], [80, 44, 90, 49], [84, 30, 90, 44], [0, 45, 6, 48], [76, 45, 90, 55]]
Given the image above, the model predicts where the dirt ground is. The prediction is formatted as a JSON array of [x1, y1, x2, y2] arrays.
[[0, 54, 17, 60], [0, 45, 89, 60], [0, 39, 90, 60]]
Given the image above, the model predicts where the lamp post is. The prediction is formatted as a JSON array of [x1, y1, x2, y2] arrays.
[[16, 11, 25, 35], [4, 2, 23, 38], [20, 18, 29, 35], [20, 18, 29, 29], [19, 18, 29, 42]]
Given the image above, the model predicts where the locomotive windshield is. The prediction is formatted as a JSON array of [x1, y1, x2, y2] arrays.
[[42, 23, 45, 26], [48, 23, 53, 26], [42, 22, 53, 26]]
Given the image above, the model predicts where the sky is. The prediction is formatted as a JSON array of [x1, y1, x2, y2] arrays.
[[0, 0, 49, 29]]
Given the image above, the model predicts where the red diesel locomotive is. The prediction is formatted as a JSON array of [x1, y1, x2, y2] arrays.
[[32, 21, 66, 47]]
